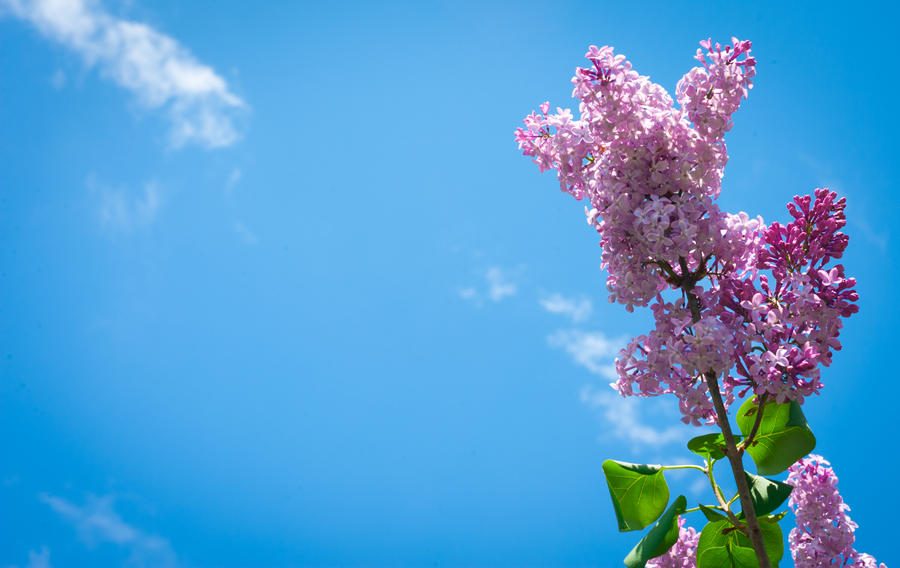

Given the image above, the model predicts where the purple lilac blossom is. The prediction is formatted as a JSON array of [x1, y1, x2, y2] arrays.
[[515, 39, 858, 423], [646, 517, 698, 568], [787, 455, 886, 567]]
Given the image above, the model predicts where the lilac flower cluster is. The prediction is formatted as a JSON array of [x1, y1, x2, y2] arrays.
[[787, 455, 885, 567], [724, 190, 859, 403], [515, 39, 858, 423], [646, 517, 699, 568]]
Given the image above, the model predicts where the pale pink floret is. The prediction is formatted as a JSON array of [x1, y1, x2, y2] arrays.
[[646, 517, 699, 568], [788, 456, 885, 567]]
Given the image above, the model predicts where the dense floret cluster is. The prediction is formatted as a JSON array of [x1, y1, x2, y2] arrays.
[[787, 455, 885, 568], [646, 517, 699, 568], [515, 39, 858, 424]]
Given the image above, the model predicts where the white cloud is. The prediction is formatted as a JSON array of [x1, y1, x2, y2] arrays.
[[580, 385, 688, 448], [547, 329, 620, 378], [40, 493, 178, 567], [93, 179, 161, 232], [539, 293, 592, 322], [485, 266, 516, 301], [2, 0, 245, 148], [458, 266, 518, 306], [550, 330, 690, 449]]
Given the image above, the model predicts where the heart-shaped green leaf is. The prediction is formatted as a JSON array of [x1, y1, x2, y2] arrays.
[[698, 544, 758, 568], [736, 397, 816, 475], [744, 472, 793, 517], [696, 515, 784, 567], [602, 460, 670, 532], [757, 514, 785, 564], [698, 503, 727, 522], [687, 433, 741, 461], [623, 495, 687, 568]]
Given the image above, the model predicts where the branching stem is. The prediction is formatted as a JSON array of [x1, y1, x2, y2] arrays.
[[706, 458, 742, 527], [681, 265, 772, 568]]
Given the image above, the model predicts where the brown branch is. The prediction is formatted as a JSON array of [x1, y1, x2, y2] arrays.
[[703, 371, 772, 568], [682, 274, 772, 568], [739, 393, 769, 455]]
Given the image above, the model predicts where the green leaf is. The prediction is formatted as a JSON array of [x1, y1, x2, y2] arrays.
[[698, 503, 727, 522], [744, 472, 793, 517], [736, 396, 816, 475], [687, 433, 741, 461], [696, 516, 784, 568], [623, 495, 687, 568], [602, 460, 670, 532], [767, 510, 788, 523], [758, 514, 785, 565], [698, 544, 758, 568]]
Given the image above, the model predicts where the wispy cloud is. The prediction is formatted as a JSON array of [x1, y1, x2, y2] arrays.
[[40, 493, 178, 567], [233, 221, 258, 245], [49, 68, 65, 89], [26, 547, 51, 568], [849, 213, 888, 253], [7, 546, 53, 568], [689, 476, 709, 497], [224, 167, 241, 196], [547, 329, 620, 378], [457, 287, 477, 301], [92, 179, 162, 232], [485, 267, 516, 301], [580, 385, 689, 448], [2, 0, 245, 148], [458, 266, 518, 306], [539, 293, 592, 323]]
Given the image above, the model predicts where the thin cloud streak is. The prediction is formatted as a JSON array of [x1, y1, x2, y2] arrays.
[[40, 493, 178, 567], [233, 221, 259, 245], [580, 385, 688, 448], [547, 329, 620, 378], [485, 267, 516, 301], [539, 293, 592, 322], [458, 287, 477, 301], [224, 167, 242, 196], [92, 179, 162, 232], [2, 0, 245, 148], [549, 329, 690, 449], [458, 266, 518, 306], [8, 546, 53, 568], [27, 547, 52, 568]]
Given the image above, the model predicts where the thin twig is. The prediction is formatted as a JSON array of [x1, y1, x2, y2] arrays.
[[739, 392, 769, 455], [706, 458, 743, 527]]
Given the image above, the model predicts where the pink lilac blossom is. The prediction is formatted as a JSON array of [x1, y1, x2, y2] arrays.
[[646, 517, 698, 568], [515, 39, 858, 423], [787, 455, 885, 567]]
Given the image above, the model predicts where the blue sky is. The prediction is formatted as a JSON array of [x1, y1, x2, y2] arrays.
[[1, 1, 897, 566]]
